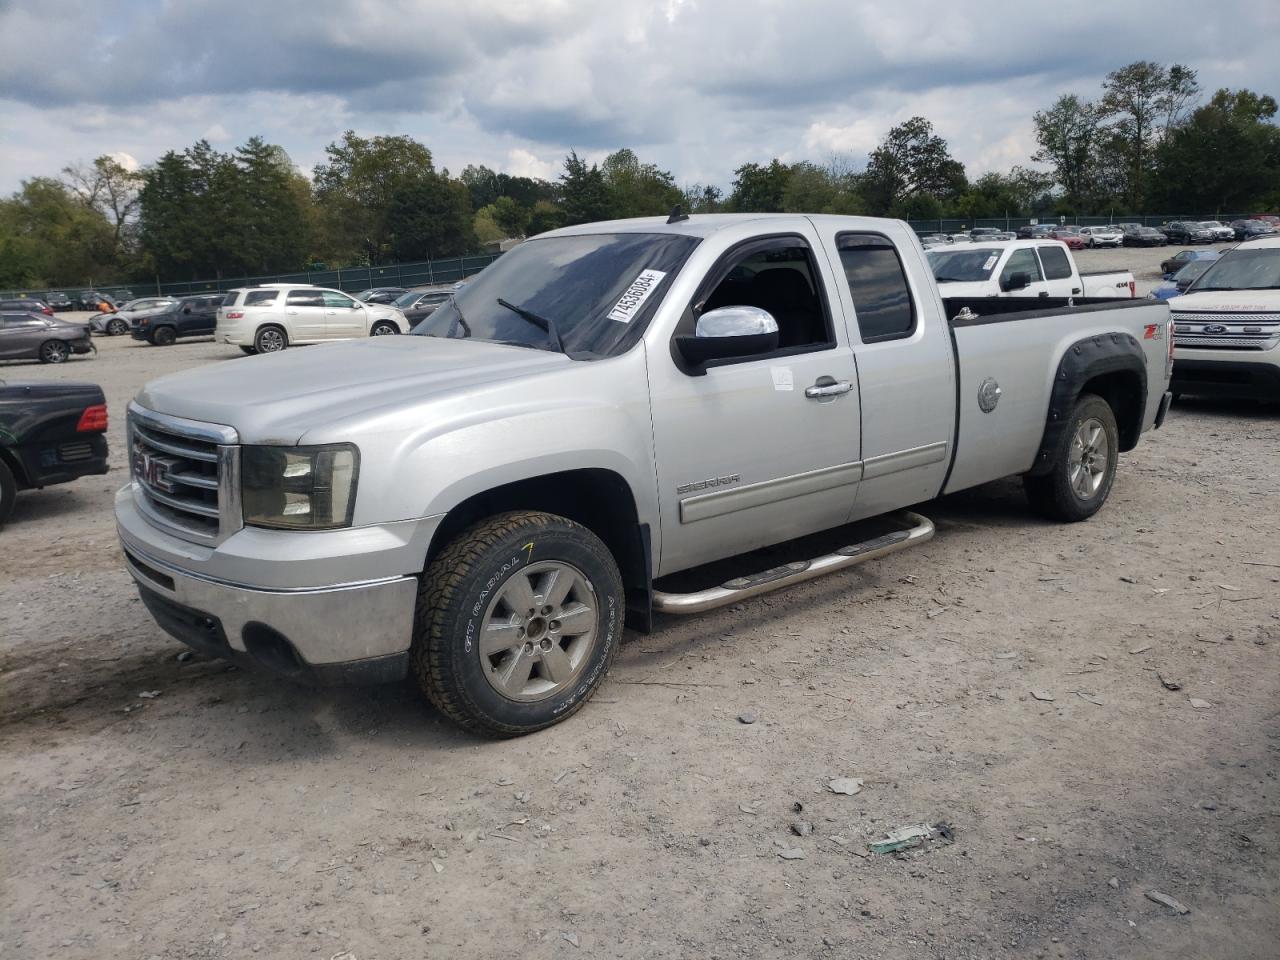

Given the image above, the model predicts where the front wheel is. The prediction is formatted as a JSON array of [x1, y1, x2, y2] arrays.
[[412, 511, 624, 736], [1024, 393, 1118, 522], [39, 340, 69, 363], [151, 326, 176, 346], [107, 317, 129, 336], [370, 320, 399, 336]]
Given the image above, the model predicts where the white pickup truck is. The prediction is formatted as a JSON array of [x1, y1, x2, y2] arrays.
[[116, 214, 1173, 736], [928, 239, 1136, 299], [1169, 236, 1280, 399]]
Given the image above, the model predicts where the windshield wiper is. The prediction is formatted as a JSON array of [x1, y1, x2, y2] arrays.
[[934, 276, 975, 283], [496, 298, 564, 352]]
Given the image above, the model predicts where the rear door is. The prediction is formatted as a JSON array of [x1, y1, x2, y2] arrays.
[[284, 289, 326, 341], [321, 290, 365, 338], [0, 314, 47, 359], [1035, 244, 1080, 297]]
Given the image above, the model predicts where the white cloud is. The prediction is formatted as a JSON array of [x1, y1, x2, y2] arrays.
[[505, 148, 558, 181]]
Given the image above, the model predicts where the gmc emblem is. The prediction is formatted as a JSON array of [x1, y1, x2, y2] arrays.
[[134, 450, 177, 492]]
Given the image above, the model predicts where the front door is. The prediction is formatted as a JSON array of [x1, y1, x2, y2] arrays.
[[647, 226, 862, 576], [321, 290, 365, 338], [998, 246, 1048, 298]]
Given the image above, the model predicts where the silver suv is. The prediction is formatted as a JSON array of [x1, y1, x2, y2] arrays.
[[216, 284, 405, 354]]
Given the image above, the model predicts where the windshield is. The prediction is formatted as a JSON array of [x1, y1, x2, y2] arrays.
[[928, 247, 1002, 282], [410, 232, 700, 356], [393, 291, 423, 308], [1192, 248, 1280, 290], [1174, 260, 1215, 285]]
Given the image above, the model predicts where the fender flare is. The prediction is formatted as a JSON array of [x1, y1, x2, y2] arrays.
[[1028, 332, 1147, 476]]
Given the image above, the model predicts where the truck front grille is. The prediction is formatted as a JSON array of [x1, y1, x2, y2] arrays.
[[127, 403, 241, 544], [1172, 312, 1280, 351]]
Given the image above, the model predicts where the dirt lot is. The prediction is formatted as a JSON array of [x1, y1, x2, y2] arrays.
[[2, 274, 1277, 959]]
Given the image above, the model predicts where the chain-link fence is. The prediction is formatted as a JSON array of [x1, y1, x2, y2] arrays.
[[2, 252, 504, 302], [907, 214, 1254, 236]]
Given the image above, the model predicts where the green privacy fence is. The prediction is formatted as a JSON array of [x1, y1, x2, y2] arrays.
[[2, 252, 505, 302], [908, 214, 1255, 237]]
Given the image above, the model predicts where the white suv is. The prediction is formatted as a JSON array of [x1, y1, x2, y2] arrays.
[[216, 284, 406, 354]]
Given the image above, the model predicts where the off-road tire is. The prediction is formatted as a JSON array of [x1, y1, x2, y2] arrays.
[[151, 325, 177, 346], [39, 340, 69, 363], [1024, 392, 1119, 522], [0, 459, 16, 525], [107, 317, 129, 336], [411, 511, 624, 737]]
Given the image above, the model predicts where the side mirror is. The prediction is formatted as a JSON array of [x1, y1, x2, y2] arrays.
[[675, 305, 780, 372], [1002, 271, 1030, 292], [182, 306, 192, 314]]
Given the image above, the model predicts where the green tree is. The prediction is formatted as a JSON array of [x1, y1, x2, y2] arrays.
[[526, 199, 568, 235], [862, 117, 967, 216], [231, 137, 313, 274], [61, 155, 142, 265], [0, 177, 115, 287], [1099, 61, 1200, 208], [488, 195, 530, 236], [780, 161, 864, 214], [600, 148, 682, 218], [680, 183, 723, 213], [727, 160, 791, 212], [1032, 94, 1105, 211], [559, 151, 612, 224], [137, 141, 243, 279], [1155, 88, 1280, 213], [385, 174, 475, 261], [313, 131, 435, 263]]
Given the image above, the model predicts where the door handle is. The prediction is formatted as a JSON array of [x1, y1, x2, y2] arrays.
[[287, 310, 298, 315], [805, 377, 853, 400], [1072, 287, 1081, 295], [1038, 291, 1049, 297]]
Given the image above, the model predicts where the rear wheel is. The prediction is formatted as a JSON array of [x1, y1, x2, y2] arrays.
[[370, 320, 399, 336], [107, 317, 129, 336], [39, 340, 69, 363], [151, 326, 176, 346], [0, 459, 16, 525], [255, 325, 287, 353], [1024, 393, 1118, 522], [412, 511, 624, 736]]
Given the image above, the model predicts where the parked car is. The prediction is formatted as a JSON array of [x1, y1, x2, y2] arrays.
[[395, 289, 454, 326], [1079, 226, 1124, 248], [116, 213, 1172, 735], [91, 297, 177, 336], [989, 231, 1017, 241], [1248, 214, 1280, 227], [968, 227, 1004, 240], [927, 239, 1136, 298], [1123, 225, 1166, 247], [1016, 224, 1056, 239], [77, 290, 115, 310], [0, 312, 95, 363], [0, 298, 54, 317], [1169, 235, 1280, 399], [918, 234, 949, 248], [1047, 227, 1086, 250], [130, 294, 223, 345], [355, 287, 409, 305], [1161, 221, 1214, 245], [1197, 221, 1235, 242], [0, 380, 109, 524], [1149, 256, 1219, 300], [1161, 249, 1220, 278], [44, 292, 73, 311], [1230, 219, 1275, 240], [216, 284, 406, 354], [947, 234, 974, 244]]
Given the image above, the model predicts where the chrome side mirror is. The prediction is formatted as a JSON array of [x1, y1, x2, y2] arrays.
[[676, 305, 780, 373]]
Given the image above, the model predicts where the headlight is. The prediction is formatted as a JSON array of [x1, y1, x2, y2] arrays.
[[241, 443, 359, 530]]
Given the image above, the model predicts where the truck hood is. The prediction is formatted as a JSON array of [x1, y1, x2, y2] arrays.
[[1167, 290, 1280, 313], [135, 336, 571, 443]]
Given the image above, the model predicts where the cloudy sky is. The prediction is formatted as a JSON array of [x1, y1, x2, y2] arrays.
[[2, 0, 1278, 194]]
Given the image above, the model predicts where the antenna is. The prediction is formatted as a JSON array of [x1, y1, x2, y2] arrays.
[[666, 205, 689, 224]]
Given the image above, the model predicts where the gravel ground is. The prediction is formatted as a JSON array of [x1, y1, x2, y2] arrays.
[[1, 277, 1277, 959]]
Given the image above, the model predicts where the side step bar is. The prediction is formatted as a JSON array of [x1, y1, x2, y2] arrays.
[[652, 511, 934, 615]]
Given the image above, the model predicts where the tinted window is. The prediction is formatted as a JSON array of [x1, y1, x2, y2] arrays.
[[929, 247, 1001, 283], [244, 290, 278, 306], [1001, 248, 1043, 284], [322, 291, 357, 308], [3, 314, 42, 327], [836, 233, 915, 342], [411, 232, 700, 357], [286, 290, 324, 307], [221, 292, 242, 307], [1038, 245, 1072, 281]]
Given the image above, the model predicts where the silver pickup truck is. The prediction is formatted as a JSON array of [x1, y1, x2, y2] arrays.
[[116, 214, 1174, 735]]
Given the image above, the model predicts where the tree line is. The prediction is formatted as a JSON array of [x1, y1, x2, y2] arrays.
[[1, 59, 1277, 289]]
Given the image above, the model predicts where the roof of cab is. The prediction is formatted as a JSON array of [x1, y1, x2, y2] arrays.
[[540, 212, 912, 241]]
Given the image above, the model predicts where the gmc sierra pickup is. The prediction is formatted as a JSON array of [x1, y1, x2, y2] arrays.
[[115, 214, 1174, 735]]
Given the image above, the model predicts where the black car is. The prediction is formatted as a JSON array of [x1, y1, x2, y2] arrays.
[[356, 287, 408, 305], [393, 288, 454, 325], [78, 290, 115, 310], [45, 292, 73, 311], [130, 294, 222, 345], [1160, 221, 1213, 244], [0, 379, 109, 524], [1230, 219, 1275, 240], [1123, 226, 1166, 247]]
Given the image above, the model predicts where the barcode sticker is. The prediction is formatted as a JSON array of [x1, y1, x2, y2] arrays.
[[607, 269, 667, 323]]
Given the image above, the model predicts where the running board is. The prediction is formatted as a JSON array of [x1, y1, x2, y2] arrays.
[[651, 511, 934, 615]]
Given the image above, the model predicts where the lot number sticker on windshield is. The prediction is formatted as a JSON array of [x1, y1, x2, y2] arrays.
[[607, 270, 667, 323], [983, 255, 998, 272]]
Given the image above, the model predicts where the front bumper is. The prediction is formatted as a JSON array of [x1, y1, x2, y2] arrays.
[[116, 484, 442, 683], [1172, 349, 1280, 399]]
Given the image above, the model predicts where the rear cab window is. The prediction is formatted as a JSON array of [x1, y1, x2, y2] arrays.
[[835, 233, 916, 343], [1037, 245, 1073, 281]]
